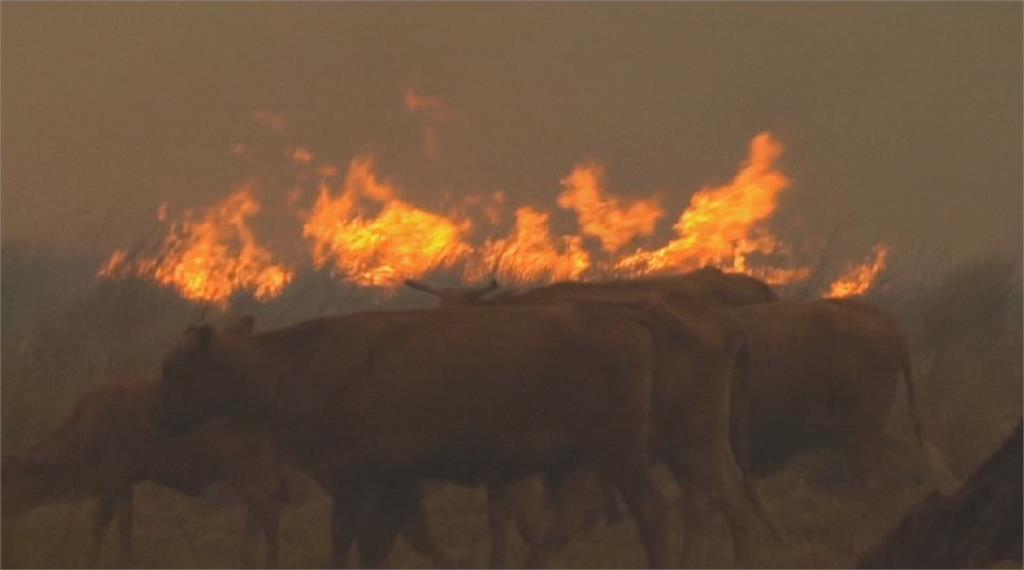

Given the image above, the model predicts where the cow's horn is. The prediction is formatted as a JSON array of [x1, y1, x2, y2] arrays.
[[404, 279, 441, 297], [467, 278, 500, 300]]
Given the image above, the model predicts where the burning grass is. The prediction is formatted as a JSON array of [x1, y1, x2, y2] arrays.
[[98, 128, 889, 310]]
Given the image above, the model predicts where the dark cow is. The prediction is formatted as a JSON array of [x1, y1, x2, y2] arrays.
[[858, 420, 1022, 568], [730, 297, 956, 489], [154, 301, 730, 567], [1, 382, 285, 568], [405, 272, 781, 567]]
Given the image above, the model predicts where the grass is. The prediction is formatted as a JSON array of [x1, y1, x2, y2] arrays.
[[0, 459, 935, 569]]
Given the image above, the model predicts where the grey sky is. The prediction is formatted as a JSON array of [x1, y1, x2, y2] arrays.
[[3, 3, 1021, 266]]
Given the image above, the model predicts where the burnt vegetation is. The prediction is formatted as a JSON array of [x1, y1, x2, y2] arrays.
[[1, 241, 1021, 569]]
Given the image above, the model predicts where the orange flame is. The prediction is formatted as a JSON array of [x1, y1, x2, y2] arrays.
[[99, 187, 294, 308], [557, 162, 663, 253], [617, 132, 807, 283], [467, 207, 590, 285], [825, 244, 891, 298], [302, 156, 472, 288], [291, 147, 314, 165], [104, 121, 891, 304]]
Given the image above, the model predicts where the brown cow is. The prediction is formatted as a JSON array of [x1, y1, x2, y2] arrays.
[[858, 420, 1022, 568], [1, 382, 285, 568], [405, 268, 781, 567], [449, 279, 951, 490], [152, 300, 757, 568], [730, 297, 956, 490]]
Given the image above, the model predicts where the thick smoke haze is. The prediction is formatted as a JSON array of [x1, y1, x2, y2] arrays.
[[2, 3, 1021, 266]]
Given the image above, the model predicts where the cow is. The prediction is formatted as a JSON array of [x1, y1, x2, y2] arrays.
[[858, 420, 1022, 568], [1, 382, 285, 568], [455, 278, 952, 490], [405, 268, 781, 567], [729, 297, 957, 490], [404, 270, 955, 565], [152, 299, 760, 568]]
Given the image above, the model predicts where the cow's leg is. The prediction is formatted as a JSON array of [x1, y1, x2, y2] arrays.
[[400, 487, 462, 568], [524, 467, 604, 567], [602, 484, 626, 526], [236, 472, 282, 568], [511, 477, 553, 557], [253, 499, 281, 569], [486, 480, 513, 569], [262, 508, 281, 569], [357, 483, 409, 569], [114, 487, 134, 568], [710, 447, 755, 566], [88, 495, 117, 568], [329, 496, 360, 568], [663, 453, 713, 567], [241, 508, 260, 569], [600, 456, 671, 569]]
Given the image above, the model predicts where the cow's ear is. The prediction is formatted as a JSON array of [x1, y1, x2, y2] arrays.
[[187, 324, 216, 351], [223, 315, 255, 337]]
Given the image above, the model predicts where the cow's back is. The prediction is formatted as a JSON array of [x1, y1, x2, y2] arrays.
[[2, 384, 151, 516], [729, 299, 908, 470], [297, 304, 661, 485]]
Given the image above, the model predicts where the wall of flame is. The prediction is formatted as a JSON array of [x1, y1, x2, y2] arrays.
[[100, 123, 890, 309]]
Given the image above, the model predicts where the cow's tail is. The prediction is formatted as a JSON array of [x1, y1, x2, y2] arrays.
[[727, 335, 787, 544], [901, 349, 960, 495]]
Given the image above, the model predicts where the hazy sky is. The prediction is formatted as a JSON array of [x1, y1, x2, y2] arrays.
[[3, 3, 1021, 265]]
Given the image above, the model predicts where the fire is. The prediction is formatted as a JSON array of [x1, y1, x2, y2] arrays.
[[616, 132, 807, 283], [467, 207, 590, 285], [557, 162, 663, 253], [303, 156, 472, 288], [291, 147, 314, 165], [103, 109, 897, 307], [98, 187, 294, 308], [825, 244, 891, 298]]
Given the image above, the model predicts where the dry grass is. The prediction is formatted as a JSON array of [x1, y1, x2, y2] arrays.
[[1, 459, 933, 569]]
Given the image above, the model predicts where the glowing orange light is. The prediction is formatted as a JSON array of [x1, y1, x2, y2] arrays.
[[825, 244, 891, 298], [616, 132, 809, 284], [557, 162, 663, 253], [467, 207, 590, 285], [302, 156, 472, 288], [98, 187, 294, 308]]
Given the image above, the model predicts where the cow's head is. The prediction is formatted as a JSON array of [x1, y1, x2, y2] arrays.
[[155, 322, 247, 432], [404, 278, 499, 306]]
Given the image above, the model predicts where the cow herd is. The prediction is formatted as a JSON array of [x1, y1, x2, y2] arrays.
[[2, 267, 1008, 568]]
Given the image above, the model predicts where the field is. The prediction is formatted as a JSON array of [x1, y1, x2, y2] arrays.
[[2, 246, 1021, 568]]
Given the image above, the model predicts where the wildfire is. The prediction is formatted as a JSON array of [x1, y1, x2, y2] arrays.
[[557, 162, 663, 253], [467, 207, 591, 285], [617, 132, 807, 283], [99, 187, 294, 308], [101, 109, 895, 308], [825, 244, 891, 298], [303, 156, 472, 288]]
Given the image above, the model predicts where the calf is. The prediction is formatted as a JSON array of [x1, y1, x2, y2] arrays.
[[2, 382, 285, 567]]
